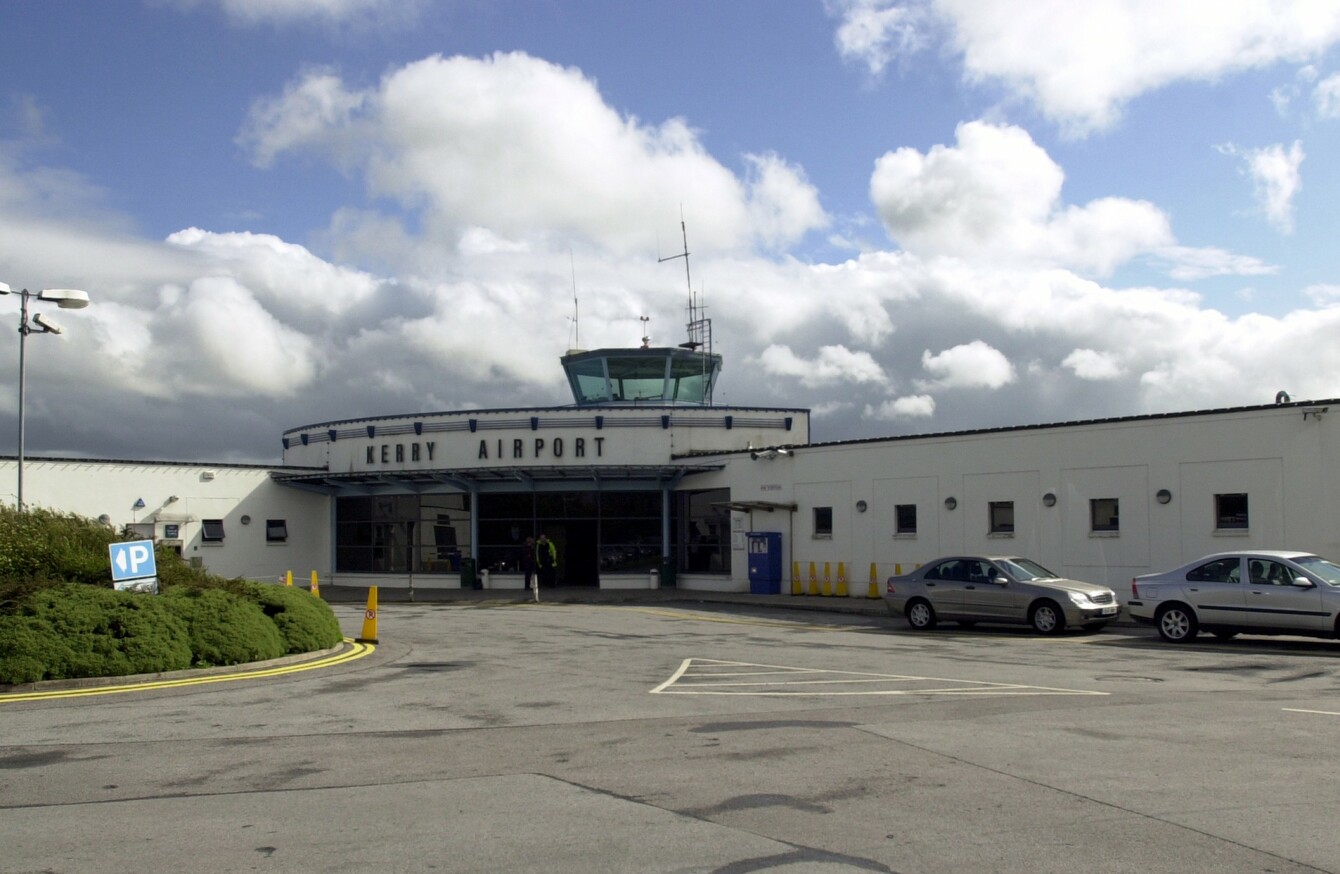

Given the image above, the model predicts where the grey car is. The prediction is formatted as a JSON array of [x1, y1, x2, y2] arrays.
[[883, 555, 1120, 634], [1127, 550, 1340, 642]]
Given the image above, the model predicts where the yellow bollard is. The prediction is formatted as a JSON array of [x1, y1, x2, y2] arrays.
[[867, 562, 880, 598], [821, 561, 833, 597], [285, 570, 293, 587], [807, 561, 819, 596], [791, 561, 803, 595], [356, 585, 379, 644], [310, 570, 320, 597], [836, 562, 849, 597]]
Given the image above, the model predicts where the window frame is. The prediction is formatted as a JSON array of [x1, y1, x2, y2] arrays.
[[1214, 492, 1249, 531], [812, 506, 833, 539], [988, 501, 1015, 535], [894, 503, 917, 536], [201, 519, 226, 543], [266, 519, 289, 543], [1089, 498, 1120, 533]]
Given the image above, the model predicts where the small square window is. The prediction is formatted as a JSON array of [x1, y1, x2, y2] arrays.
[[813, 506, 833, 538], [201, 519, 225, 542], [266, 519, 288, 543], [1090, 498, 1119, 532], [988, 501, 1015, 534], [894, 504, 917, 535], [1215, 493, 1249, 530]]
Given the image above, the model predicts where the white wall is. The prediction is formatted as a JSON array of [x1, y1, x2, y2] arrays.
[[2, 459, 330, 582]]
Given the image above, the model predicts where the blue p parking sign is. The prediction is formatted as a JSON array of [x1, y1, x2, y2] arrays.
[[109, 540, 157, 583]]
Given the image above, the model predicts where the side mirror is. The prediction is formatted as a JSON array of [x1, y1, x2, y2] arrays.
[[1291, 576, 1316, 588], [991, 574, 1009, 585]]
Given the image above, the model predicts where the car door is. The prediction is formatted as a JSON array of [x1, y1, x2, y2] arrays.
[[1242, 558, 1327, 633], [921, 559, 969, 617], [957, 559, 1018, 620], [1179, 556, 1246, 627]]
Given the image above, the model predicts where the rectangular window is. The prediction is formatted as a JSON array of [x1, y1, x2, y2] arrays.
[[1090, 498, 1119, 532], [894, 504, 917, 535], [266, 519, 288, 543], [1215, 493, 1249, 530], [201, 519, 225, 542], [988, 501, 1014, 534], [813, 506, 833, 538]]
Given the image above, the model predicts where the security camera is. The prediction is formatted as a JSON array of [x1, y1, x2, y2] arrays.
[[750, 451, 760, 460], [32, 312, 64, 334]]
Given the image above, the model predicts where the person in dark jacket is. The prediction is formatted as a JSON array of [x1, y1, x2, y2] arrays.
[[520, 536, 536, 590], [536, 532, 558, 588]]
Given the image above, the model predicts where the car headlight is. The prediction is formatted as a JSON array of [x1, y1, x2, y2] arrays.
[[1067, 591, 1091, 605]]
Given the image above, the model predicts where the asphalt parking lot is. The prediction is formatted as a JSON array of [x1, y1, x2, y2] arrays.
[[4, 594, 1339, 873]]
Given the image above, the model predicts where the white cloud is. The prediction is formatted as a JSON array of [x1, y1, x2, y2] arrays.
[[866, 394, 936, 419], [1062, 348, 1123, 380], [162, 0, 422, 27], [829, 1, 1340, 135], [1220, 140, 1306, 234], [829, 0, 932, 76], [1315, 72, 1340, 118], [1304, 283, 1340, 305], [1152, 245, 1277, 281], [241, 53, 828, 255], [870, 121, 1180, 275], [918, 340, 1015, 390], [757, 344, 889, 388]]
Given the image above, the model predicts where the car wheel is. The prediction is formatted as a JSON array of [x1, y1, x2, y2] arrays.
[[1156, 604, 1198, 643], [906, 598, 938, 630], [1030, 600, 1065, 635]]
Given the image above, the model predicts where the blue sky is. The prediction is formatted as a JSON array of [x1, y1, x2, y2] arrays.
[[3, 0, 1340, 470]]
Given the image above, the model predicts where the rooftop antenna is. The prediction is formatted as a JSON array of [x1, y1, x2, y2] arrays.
[[567, 249, 582, 353], [640, 315, 651, 348], [656, 209, 715, 403]]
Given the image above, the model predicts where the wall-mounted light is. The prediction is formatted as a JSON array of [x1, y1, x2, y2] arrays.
[[944, 497, 957, 511], [167, 495, 179, 504], [1156, 489, 1173, 504], [856, 500, 868, 513], [240, 515, 252, 525], [1043, 492, 1057, 507]]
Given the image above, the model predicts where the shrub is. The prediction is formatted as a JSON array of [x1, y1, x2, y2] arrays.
[[0, 584, 193, 684], [161, 587, 286, 666], [243, 582, 344, 654], [0, 509, 346, 683]]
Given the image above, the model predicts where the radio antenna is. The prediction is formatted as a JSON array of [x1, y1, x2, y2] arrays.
[[567, 249, 581, 352]]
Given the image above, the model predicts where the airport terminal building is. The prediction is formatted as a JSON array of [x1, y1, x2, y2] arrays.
[[6, 337, 1340, 595]]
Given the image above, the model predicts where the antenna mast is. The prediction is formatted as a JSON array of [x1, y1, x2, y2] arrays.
[[657, 213, 715, 403], [567, 250, 581, 353]]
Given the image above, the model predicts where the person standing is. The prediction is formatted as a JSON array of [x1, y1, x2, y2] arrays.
[[536, 532, 558, 589], [520, 536, 536, 591]]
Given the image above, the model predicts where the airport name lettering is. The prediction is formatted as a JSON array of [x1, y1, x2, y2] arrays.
[[367, 442, 436, 464], [478, 437, 604, 459]]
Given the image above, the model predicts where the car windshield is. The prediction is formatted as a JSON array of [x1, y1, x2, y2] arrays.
[[996, 558, 1056, 581], [1293, 555, 1340, 586]]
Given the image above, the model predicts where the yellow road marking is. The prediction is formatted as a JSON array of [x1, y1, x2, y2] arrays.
[[0, 639, 375, 703]]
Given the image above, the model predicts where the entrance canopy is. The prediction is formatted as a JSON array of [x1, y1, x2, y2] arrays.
[[273, 463, 725, 495]]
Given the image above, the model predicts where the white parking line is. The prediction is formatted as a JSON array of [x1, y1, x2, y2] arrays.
[[650, 658, 1108, 697], [1283, 708, 1340, 717]]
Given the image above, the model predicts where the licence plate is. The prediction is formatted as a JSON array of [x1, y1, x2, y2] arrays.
[[1101, 606, 1117, 615]]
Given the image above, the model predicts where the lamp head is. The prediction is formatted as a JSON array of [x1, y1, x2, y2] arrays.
[[0, 282, 11, 295], [38, 288, 90, 309]]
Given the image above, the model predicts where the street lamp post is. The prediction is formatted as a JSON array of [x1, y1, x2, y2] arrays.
[[0, 282, 91, 510]]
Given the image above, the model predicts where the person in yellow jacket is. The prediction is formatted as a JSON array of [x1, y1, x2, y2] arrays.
[[536, 532, 559, 588]]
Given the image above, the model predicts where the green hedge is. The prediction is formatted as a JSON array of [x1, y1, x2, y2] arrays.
[[0, 506, 345, 685]]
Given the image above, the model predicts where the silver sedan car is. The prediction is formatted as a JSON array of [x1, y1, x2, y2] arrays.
[[883, 555, 1120, 634], [1127, 550, 1340, 642]]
